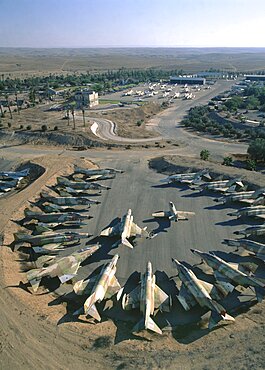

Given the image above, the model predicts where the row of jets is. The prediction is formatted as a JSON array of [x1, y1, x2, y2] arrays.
[[0, 168, 30, 195], [12, 166, 265, 334]]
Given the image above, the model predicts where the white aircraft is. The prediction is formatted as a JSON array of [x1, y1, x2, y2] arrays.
[[152, 201, 195, 222]]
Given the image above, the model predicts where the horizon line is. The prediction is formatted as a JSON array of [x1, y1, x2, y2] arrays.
[[1, 45, 265, 49]]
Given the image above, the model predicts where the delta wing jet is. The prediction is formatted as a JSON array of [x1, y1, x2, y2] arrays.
[[172, 259, 234, 329], [234, 225, 265, 237], [23, 208, 89, 224], [152, 201, 195, 222], [119, 261, 171, 334], [57, 177, 110, 190], [52, 186, 101, 197], [26, 245, 99, 292], [74, 166, 124, 176], [40, 202, 97, 214], [160, 169, 210, 184], [216, 189, 265, 205], [228, 205, 265, 220], [198, 178, 245, 193], [224, 239, 265, 261], [100, 209, 151, 248], [191, 249, 265, 301], [0, 168, 29, 180], [40, 193, 100, 206], [73, 254, 120, 321]]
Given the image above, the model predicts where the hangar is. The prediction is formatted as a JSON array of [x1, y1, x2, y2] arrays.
[[245, 75, 265, 82], [170, 76, 206, 85]]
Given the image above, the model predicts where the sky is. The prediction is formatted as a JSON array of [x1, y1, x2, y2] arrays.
[[0, 0, 265, 48]]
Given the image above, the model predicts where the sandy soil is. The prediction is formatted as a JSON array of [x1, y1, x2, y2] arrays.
[[0, 152, 264, 369]]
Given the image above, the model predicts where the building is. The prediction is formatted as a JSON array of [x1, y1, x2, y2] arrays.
[[245, 75, 265, 82], [170, 76, 206, 85], [74, 90, 99, 109]]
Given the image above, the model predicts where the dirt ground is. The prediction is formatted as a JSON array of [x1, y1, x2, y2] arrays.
[[0, 152, 264, 369]]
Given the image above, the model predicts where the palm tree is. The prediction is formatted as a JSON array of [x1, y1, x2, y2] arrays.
[[71, 108, 76, 130]]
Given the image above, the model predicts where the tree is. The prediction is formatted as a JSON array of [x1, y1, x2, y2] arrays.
[[200, 149, 210, 161], [246, 159, 256, 171], [222, 156, 233, 166], [247, 138, 265, 162]]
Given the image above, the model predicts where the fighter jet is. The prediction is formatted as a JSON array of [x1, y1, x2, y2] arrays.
[[14, 229, 89, 247], [100, 209, 151, 248], [119, 261, 171, 334], [57, 177, 110, 190], [73, 254, 121, 320], [40, 192, 100, 206], [198, 178, 245, 193], [40, 202, 97, 214], [191, 249, 265, 301], [234, 225, 265, 237], [74, 166, 124, 176], [52, 186, 102, 197], [228, 205, 265, 220], [0, 168, 29, 180], [152, 201, 195, 222], [224, 239, 265, 261], [160, 169, 210, 184], [215, 189, 265, 205], [172, 259, 234, 329], [26, 245, 99, 292], [23, 208, 89, 224]]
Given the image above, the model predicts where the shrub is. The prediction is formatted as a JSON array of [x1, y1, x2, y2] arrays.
[[222, 156, 233, 166], [200, 149, 210, 161], [41, 124, 48, 132], [19, 124, 24, 129], [26, 125, 32, 130], [54, 126, 58, 131], [246, 159, 257, 171]]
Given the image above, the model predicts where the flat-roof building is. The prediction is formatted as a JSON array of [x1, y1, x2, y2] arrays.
[[170, 76, 206, 85], [245, 75, 265, 82], [74, 90, 98, 109]]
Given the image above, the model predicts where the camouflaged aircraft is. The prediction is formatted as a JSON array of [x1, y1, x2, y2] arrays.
[[172, 258, 234, 329], [196, 178, 245, 193], [100, 208, 151, 248], [152, 201, 195, 222], [14, 229, 89, 247], [215, 189, 265, 205], [40, 203, 93, 214], [23, 208, 89, 224], [0, 168, 29, 181], [36, 220, 86, 230], [160, 169, 210, 184], [191, 249, 265, 301], [57, 177, 110, 190], [40, 192, 100, 206], [74, 166, 124, 176], [52, 186, 102, 197], [73, 254, 120, 321], [119, 261, 171, 334], [228, 205, 265, 220], [224, 239, 265, 261], [26, 244, 99, 292], [234, 225, 265, 237]]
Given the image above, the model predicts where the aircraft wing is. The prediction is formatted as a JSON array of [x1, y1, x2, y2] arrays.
[[100, 222, 121, 237], [255, 214, 265, 220], [152, 211, 171, 218], [176, 211, 195, 220], [58, 262, 80, 283], [130, 222, 146, 237], [197, 278, 222, 301], [154, 284, 170, 311], [122, 285, 141, 310], [213, 270, 235, 296], [177, 283, 197, 311], [105, 275, 121, 299]]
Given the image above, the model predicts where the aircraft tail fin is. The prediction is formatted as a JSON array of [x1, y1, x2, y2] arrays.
[[14, 232, 28, 241], [208, 302, 235, 329], [35, 224, 52, 234], [133, 316, 162, 335], [254, 286, 265, 302], [83, 292, 101, 321], [24, 208, 36, 218], [26, 269, 42, 292]]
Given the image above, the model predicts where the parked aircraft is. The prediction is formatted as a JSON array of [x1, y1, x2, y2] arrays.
[[40, 193, 99, 206], [26, 245, 99, 292], [57, 177, 110, 190], [160, 169, 210, 184], [14, 230, 89, 246], [224, 239, 265, 261], [228, 205, 265, 219], [23, 208, 89, 223], [119, 261, 171, 334], [0, 168, 29, 180], [172, 258, 234, 329], [100, 209, 151, 248], [191, 249, 265, 301], [152, 201, 195, 222], [234, 225, 265, 237], [73, 254, 120, 321], [198, 178, 245, 193], [216, 189, 265, 204], [74, 166, 123, 176]]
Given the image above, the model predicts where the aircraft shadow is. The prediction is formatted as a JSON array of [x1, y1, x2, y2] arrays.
[[143, 217, 171, 235]]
